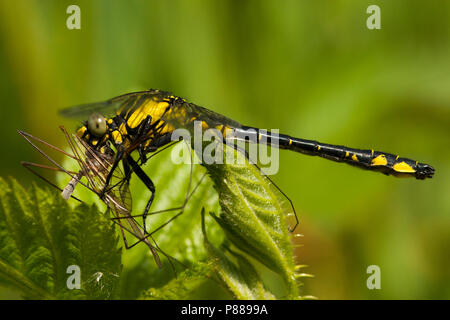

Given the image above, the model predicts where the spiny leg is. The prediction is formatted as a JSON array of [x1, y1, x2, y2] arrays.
[[135, 115, 153, 163], [109, 171, 205, 223], [110, 213, 184, 273], [107, 140, 186, 223], [126, 155, 155, 234], [100, 147, 125, 199], [111, 142, 203, 239], [146, 171, 205, 237], [142, 140, 180, 163]]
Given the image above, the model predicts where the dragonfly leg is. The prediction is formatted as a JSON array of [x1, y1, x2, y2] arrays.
[[107, 207, 131, 249], [122, 158, 132, 183], [100, 147, 125, 199], [136, 115, 153, 164], [140, 133, 173, 163], [126, 154, 155, 234]]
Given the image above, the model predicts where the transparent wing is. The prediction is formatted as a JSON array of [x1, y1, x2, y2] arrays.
[[61, 88, 244, 131], [161, 101, 242, 133], [59, 91, 151, 119], [65, 130, 131, 214], [65, 130, 162, 266]]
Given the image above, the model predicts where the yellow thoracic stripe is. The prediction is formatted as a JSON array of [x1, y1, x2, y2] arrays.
[[126, 100, 170, 129], [112, 130, 123, 144]]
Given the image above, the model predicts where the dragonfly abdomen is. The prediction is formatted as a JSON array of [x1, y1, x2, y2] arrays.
[[235, 126, 434, 180]]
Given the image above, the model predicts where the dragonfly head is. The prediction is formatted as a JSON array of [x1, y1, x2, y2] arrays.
[[76, 112, 114, 157]]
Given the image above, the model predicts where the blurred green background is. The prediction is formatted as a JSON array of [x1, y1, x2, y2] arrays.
[[0, 0, 449, 299]]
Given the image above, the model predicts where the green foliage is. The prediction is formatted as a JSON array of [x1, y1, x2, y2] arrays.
[[203, 145, 299, 298], [140, 261, 217, 300], [0, 177, 122, 299], [202, 209, 276, 300]]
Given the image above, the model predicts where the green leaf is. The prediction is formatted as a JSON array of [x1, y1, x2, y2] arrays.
[[201, 209, 275, 300], [0, 177, 122, 299], [139, 261, 222, 300], [203, 144, 300, 298]]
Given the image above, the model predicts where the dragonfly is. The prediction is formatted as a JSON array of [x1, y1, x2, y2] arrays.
[[60, 88, 434, 221], [20, 89, 435, 265]]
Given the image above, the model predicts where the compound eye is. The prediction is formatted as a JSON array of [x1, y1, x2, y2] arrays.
[[88, 112, 107, 137]]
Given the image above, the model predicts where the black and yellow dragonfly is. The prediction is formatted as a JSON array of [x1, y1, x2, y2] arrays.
[[60, 88, 434, 181], [60, 88, 434, 219], [20, 88, 435, 266]]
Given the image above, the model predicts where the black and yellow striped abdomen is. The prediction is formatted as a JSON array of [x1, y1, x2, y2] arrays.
[[234, 126, 434, 180]]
